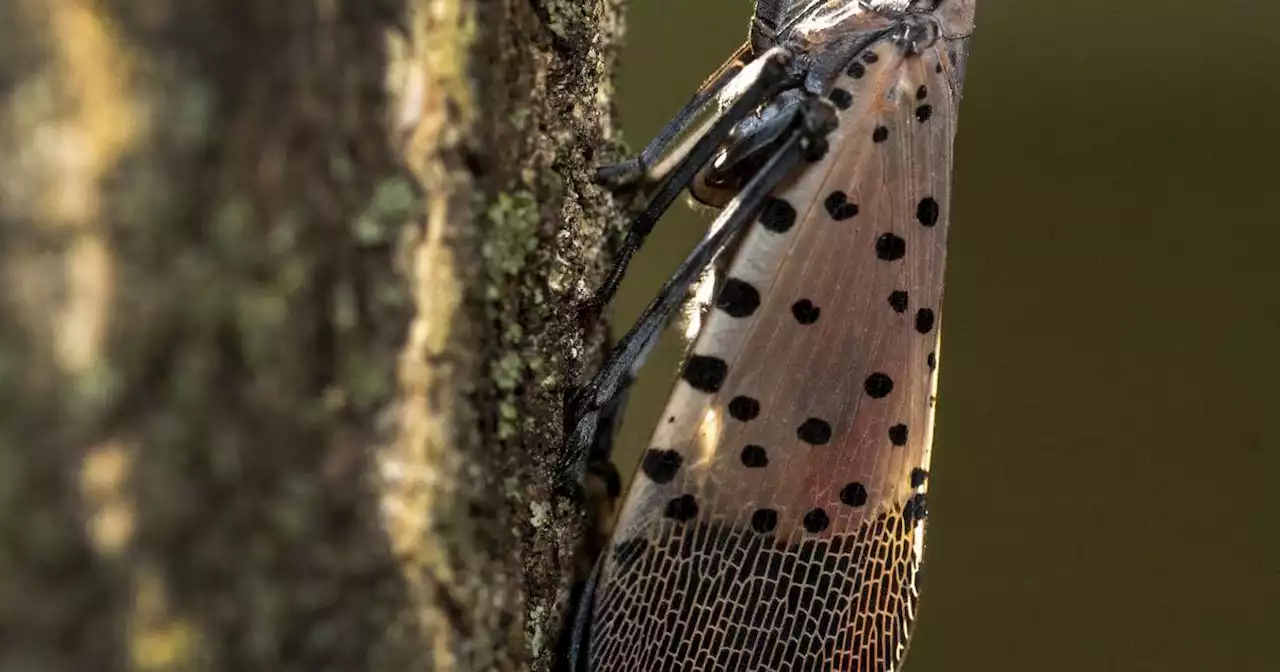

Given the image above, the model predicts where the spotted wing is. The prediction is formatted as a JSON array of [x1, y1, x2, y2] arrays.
[[589, 33, 966, 672]]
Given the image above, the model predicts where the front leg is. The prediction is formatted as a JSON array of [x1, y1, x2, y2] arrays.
[[585, 47, 798, 319], [595, 43, 753, 188]]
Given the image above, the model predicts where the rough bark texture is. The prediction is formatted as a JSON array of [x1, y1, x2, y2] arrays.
[[0, 0, 622, 670]]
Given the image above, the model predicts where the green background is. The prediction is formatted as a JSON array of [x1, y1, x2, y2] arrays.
[[605, 1, 1279, 670]]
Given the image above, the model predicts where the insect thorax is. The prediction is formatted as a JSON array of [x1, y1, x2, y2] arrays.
[[697, 4, 943, 208]]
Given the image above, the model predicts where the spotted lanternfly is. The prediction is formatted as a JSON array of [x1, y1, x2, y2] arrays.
[[562, 1, 977, 670]]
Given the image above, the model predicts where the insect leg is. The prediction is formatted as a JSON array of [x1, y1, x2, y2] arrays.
[[595, 65, 741, 188], [558, 554, 603, 672], [596, 43, 753, 187], [587, 47, 796, 315], [584, 376, 628, 499], [690, 91, 807, 207], [560, 97, 838, 487]]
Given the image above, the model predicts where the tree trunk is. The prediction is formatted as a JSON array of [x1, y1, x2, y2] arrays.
[[0, 1, 622, 670]]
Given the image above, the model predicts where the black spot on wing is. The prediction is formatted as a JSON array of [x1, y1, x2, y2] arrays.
[[803, 508, 830, 533], [641, 449, 683, 484], [872, 125, 889, 143], [682, 355, 727, 393], [717, 278, 761, 317], [664, 494, 699, 522], [741, 445, 769, 468], [875, 233, 906, 261], [803, 136, 830, 163], [840, 482, 868, 507], [915, 308, 936, 334], [728, 395, 760, 421], [888, 290, 909, 313], [904, 493, 929, 524], [751, 508, 778, 534], [791, 299, 821, 325], [759, 196, 797, 233], [864, 373, 894, 398], [911, 468, 929, 487], [797, 418, 832, 445], [915, 105, 933, 122], [888, 424, 909, 446], [917, 197, 940, 227], [829, 87, 853, 110], [823, 191, 858, 220]]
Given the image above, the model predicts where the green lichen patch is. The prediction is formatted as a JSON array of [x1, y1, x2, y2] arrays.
[[480, 190, 542, 301]]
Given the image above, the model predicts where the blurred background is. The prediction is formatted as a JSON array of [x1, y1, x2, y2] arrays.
[[606, 2, 1279, 670]]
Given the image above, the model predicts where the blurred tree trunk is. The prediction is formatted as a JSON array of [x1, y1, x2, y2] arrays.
[[0, 1, 622, 670]]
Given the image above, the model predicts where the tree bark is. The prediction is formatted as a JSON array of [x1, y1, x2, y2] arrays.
[[0, 1, 622, 670]]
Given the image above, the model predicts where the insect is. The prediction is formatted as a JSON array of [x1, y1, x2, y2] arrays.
[[562, 1, 976, 670]]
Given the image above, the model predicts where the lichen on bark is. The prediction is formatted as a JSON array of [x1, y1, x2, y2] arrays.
[[0, 0, 625, 670]]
